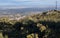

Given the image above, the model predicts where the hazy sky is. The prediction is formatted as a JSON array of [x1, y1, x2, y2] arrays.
[[0, 0, 60, 8]]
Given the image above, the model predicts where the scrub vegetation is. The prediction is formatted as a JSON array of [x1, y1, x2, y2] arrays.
[[0, 10, 60, 38]]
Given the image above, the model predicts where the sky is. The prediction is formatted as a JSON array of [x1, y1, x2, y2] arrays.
[[0, 0, 60, 8]]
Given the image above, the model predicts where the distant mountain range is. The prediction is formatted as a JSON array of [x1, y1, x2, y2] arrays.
[[0, 7, 60, 15]]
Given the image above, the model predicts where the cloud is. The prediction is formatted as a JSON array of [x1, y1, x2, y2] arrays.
[[0, 0, 59, 8], [12, 0, 42, 2], [22, 0, 50, 1]]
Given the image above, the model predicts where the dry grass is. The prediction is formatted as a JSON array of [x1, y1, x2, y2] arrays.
[[0, 32, 3, 38]]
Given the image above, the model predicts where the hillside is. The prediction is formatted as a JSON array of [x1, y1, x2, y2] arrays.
[[0, 10, 60, 38]]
